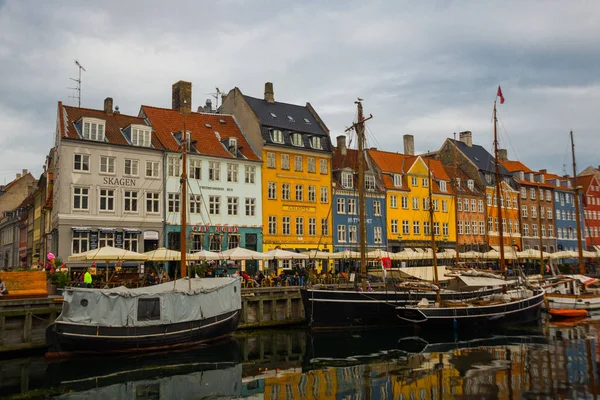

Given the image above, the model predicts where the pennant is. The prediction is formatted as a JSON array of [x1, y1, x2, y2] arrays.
[[497, 86, 505, 104]]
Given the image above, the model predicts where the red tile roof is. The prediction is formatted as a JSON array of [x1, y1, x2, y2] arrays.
[[141, 106, 260, 161], [1, 173, 33, 193], [578, 174, 598, 194], [500, 160, 532, 173], [443, 166, 482, 195], [367, 149, 417, 174]]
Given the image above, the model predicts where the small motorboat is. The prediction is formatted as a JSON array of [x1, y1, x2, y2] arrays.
[[548, 308, 589, 320]]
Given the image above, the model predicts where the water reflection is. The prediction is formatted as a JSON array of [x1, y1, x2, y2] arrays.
[[2, 322, 600, 399]]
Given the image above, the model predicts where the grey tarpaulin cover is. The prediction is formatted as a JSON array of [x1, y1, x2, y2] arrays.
[[56, 277, 241, 327]]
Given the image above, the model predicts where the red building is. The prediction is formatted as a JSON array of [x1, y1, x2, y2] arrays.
[[579, 174, 600, 250]]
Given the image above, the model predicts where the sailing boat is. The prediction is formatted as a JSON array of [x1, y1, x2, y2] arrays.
[[300, 98, 539, 330], [46, 112, 242, 356]]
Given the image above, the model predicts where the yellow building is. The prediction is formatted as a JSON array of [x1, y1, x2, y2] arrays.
[[368, 150, 456, 252], [221, 83, 333, 265]]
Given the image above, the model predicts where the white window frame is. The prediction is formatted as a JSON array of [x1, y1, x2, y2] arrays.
[[390, 195, 397, 209], [190, 194, 202, 214], [281, 154, 290, 170], [337, 198, 346, 214], [310, 136, 322, 149], [295, 217, 304, 235], [320, 159, 328, 174], [124, 159, 139, 177], [291, 133, 303, 146], [123, 190, 138, 213], [209, 161, 221, 181], [146, 192, 160, 214], [99, 156, 116, 175], [131, 126, 151, 147], [307, 157, 316, 173], [394, 174, 402, 187], [282, 216, 291, 235], [209, 195, 220, 215], [271, 129, 283, 143], [281, 183, 290, 201], [342, 172, 353, 188], [168, 193, 180, 213], [190, 159, 202, 180], [294, 156, 303, 172], [308, 185, 316, 202], [146, 161, 160, 178], [309, 218, 316, 236], [320, 187, 329, 203], [73, 154, 90, 172], [227, 197, 239, 216], [168, 157, 180, 177], [245, 198, 256, 216], [82, 118, 106, 141], [227, 163, 238, 183], [348, 198, 356, 214], [268, 216, 277, 235], [72, 187, 89, 211], [72, 231, 89, 254], [245, 165, 256, 183], [267, 152, 276, 168], [268, 182, 277, 200], [99, 188, 115, 212]]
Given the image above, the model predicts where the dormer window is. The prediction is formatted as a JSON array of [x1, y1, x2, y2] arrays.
[[342, 172, 353, 189], [287, 116, 295, 122], [82, 118, 105, 141], [365, 175, 375, 191], [456, 178, 461, 188], [518, 171, 525, 180], [529, 173, 535, 182], [467, 180, 474, 190], [271, 129, 283, 143], [291, 133, 303, 146], [439, 181, 447, 192], [227, 138, 238, 155], [131, 126, 151, 147], [310, 136, 322, 149], [393, 174, 402, 187]]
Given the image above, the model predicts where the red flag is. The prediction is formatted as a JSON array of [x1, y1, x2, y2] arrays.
[[497, 86, 505, 104]]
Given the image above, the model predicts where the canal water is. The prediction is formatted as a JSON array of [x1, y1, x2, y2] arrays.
[[2, 319, 600, 399]]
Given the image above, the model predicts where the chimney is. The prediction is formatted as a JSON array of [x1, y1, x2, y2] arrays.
[[16, 173, 21, 179], [403, 134, 414, 156], [22, 169, 28, 176], [104, 97, 113, 115], [172, 80, 192, 113], [264, 82, 274, 104], [497, 148, 508, 162], [459, 131, 472, 147], [336, 135, 347, 156], [539, 169, 547, 174]]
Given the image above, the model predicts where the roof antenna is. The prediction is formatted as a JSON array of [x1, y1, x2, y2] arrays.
[[67, 60, 86, 108], [205, 87, 223, 109]]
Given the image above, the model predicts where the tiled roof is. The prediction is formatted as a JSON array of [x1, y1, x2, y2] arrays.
[[500, 160, 532, 173], [367, 149, 417, 174], [578, 174, 598, 194], [141, 106, 261, 161], [332, 148, 360, 171], [451, 139, 510, 176], [1, 173, 33, 193], [61, 104, 163, 149], [443, 166, 482, 195]]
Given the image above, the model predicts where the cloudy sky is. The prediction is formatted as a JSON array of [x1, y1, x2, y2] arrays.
[[1, 0, 599, 184]]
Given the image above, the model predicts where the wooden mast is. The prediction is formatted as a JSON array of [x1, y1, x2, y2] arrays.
[[571, 130, 586, 275], [493, 100, 507, 286], [453, 132, 460, 268], [180, 110, 189, 287], [427, 158, 441, 305], [536, 183, 545, 274]]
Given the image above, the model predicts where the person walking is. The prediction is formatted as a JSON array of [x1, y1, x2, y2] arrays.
[[84, 269, 93, 288]]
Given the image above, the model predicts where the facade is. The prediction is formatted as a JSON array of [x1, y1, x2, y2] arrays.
[[0, 170, 37, 217], [221, 82, 333, 254], [141, 81, 263, 271], [579, 174, 600, 250], [51, 99, 165, 261], [437, 132, 521, 251], [502, 160, 557, 252], [0, 199, 29, 269], [331, 136, 386, 253]]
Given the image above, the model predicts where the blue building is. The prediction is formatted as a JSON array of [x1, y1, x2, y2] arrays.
[[332, 136, 387, 259], [545, 173, 585, 255]]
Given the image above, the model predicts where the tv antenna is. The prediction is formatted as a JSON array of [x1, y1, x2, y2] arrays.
[[67, 60, 86, 107], [205, 87, 223, 109]]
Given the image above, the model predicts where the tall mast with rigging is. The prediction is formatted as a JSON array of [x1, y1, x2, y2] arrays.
[[493, 96, 507, 285], [570, 130, 586, 275], [536, 183, 545, 274], [180, 110, 189, 289], [427, 159, 442, 305], [453, 132, 460, 268]]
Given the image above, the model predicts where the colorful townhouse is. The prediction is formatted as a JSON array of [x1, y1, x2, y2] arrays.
[[368, 135, 456, 252], [141, 81, 263, 273], [501, 158, 557, 253], [221, 82, 333, 255], [579, 174, 600, 250], [437, 132, 521, 252], [331, 135, 387, 254]]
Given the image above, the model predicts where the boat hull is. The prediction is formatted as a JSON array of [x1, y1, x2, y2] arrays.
[[46, 309, 240, 356], [544, 293, 600, 311], [301, 287, 504, 330]]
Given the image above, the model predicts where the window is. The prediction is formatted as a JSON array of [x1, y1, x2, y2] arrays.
[[487, 193, 492, 206], [531, 206, 537, 219], [124, 233, 138, 252], [337, 225, 347, 242], [348, 198, 356, 214], [464, 199, 469, 212], [268, 182, 277, 199], [488, 217, 493, 232], [281, 154, 290, 170], [478, 200, 483, 213], [146, 161, 159, 178], [190, 195, 202, 214], [512, 197, 518, 209], [412, 197, 419, 210], [209, 234, 222, 251], [470, 221, 476, 236], [186, 159, 201, 179], [424, 221, 431, 235], [320, 187, 329, 203], [342, 172, 353, 188], [348, 225, 357, 243], [394, 174, 402, 187], [295, 184, 303, 201], [434, 222, 440, 236], [267, 152, 276, 168], [100, 156, 115, 174], [308, 186, 316, 202], [99, 189, 115, 211], [433, 199, 439, 211], [73, 154, 90, 172], [471, 199, 476, 212], [522, 206, 528, 218], [209, 196, 220, 215], [523, 224, 529, 236], [320, 159, 328, 174], [374, 227, 382, 243], [227, 197, 239, 215], [308, 157, 316, 173], [168, 193, 180, 213], [209, 161, 220, 181], [82, 119, 105, 141], [439, 181, 447, 192], [547, 209, 552, 219], [337, 198, 346, 214], [131, 127, 151, 147], [530, 188, 536, 200], [291, 133, 303, 146], [271, 129, 283, 143], [321, 218, 329, 236], [458, 220, 463, 234], [282, 184, 290, 201], [540, 206, 545, 219], [391, 220, 398, 234], [99, 232, 114, 247], [191, 233, 205, 251], [309, 218, 316, 236], [442, 200, 448, 212], [412, 177, 418, 187], [226, 163, 238, 183], [244, 198, 256, 217], [521, 187, 527, 199], [401, 196, 408, 209], [72, 232, 89, 254], [467, 180, 474, 190], [365, 175, 375, 191], [295, 217, 304, 235], [124, 159, 139, 176], [390, 195, 397, 209], [73, 187, 89, 210], [373, 200, 381, 216], [146, 192, 160, 214], [294, 156, 303, 172], [423, 197, 430, 211], [168, 157, 180, 177], [548, 225, 554, 237], [124, 191, 138, 212], [479, 221, 485, 235], [546, 190, 551, 201], [268, 216, 277, 235], [457, 198, 462, 211], [532, 224, 538, 237], [413, 221, 420, 235], [402, 220, 409, 235], [282, 216, 291, 235], [245, 165, 256, 183], [465, 220, 471, 234], [310, 136, 322, 149]]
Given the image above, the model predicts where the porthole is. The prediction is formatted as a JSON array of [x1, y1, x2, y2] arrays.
[[80, 299, 89, 307]]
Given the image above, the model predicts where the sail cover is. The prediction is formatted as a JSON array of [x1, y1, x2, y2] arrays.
[[57, 277, 241, 327]]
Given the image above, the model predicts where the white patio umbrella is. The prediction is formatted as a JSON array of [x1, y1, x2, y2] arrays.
[[330, 250, 361, 259], [143, 247, 197, 262], [219, 247, 271, 260], [263, 249, 309, 260], [436, 249, 457, 259], [68, 245, 146, 262], [366, 249, 394, 259], [189, 249, 223, 261], [549, 250, 575, 259], [517, 249, 552, 259], [302, 250, 336, 259], [459, 251, 483, 259]]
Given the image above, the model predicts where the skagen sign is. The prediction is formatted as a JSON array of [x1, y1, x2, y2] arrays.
[[103, 177, 137, 187], [282, 205, 316, 213]]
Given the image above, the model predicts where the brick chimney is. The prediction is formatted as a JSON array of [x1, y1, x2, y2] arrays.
[[22, 169, 27, 176], [403, 134, 414, 156], [172, 81, 192, 113], [264, 82, 274, 104], [336, 135, 347, 156], [459, 131, 473, 147], [498, 149, 508, 162], [104, 97, 113, 115], [539, 169, 547, 174]]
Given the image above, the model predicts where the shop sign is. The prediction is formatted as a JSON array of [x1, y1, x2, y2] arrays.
[[192, 225, 239, 233], [282, 205, 316, 213]]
